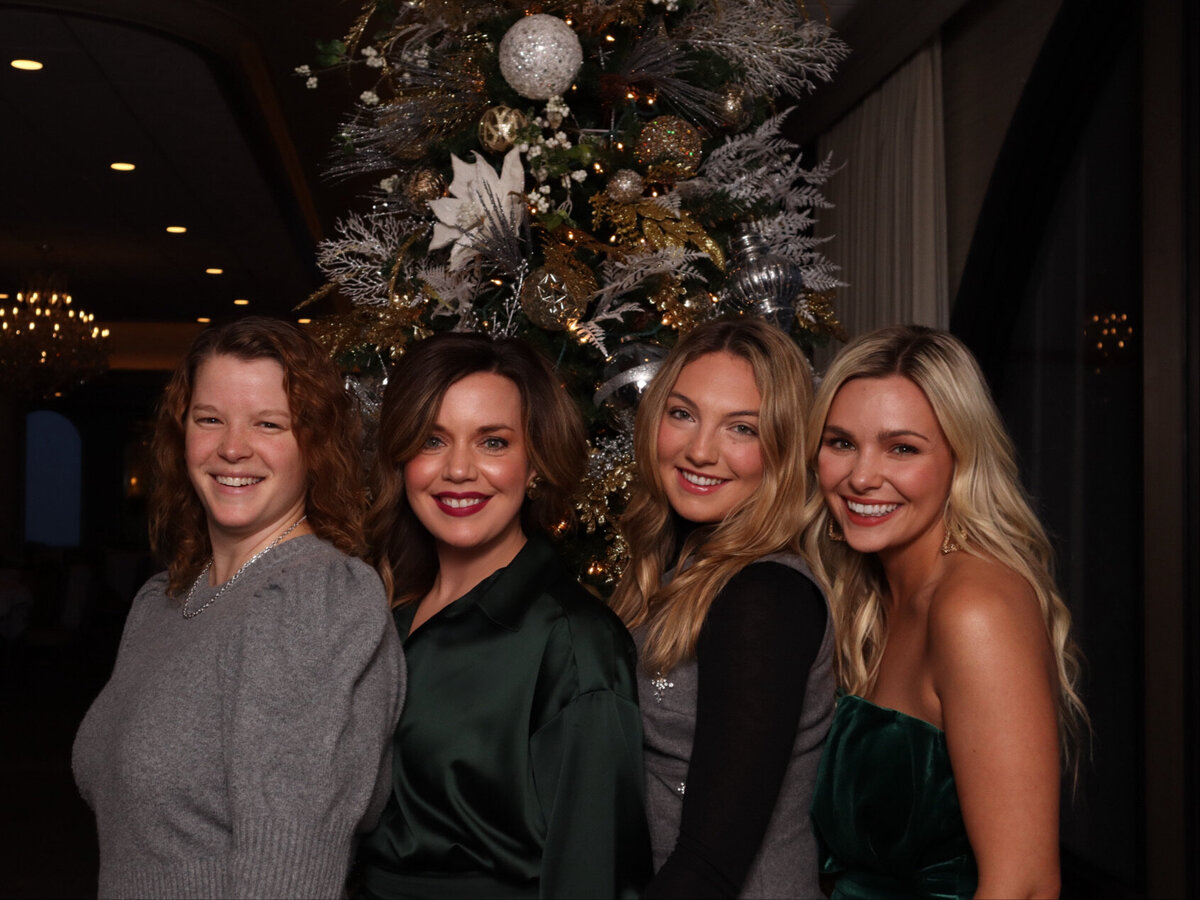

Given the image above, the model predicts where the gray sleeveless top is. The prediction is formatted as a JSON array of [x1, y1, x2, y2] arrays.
[[633, 552, 836, 899]]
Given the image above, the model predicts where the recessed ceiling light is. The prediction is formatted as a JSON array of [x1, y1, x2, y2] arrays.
[[297, 318, 312, 324], [233, 299, 249, 306], [205, 268, 224, 275], [11, 59, 43, 71], [197, 317, 211, 324], [165, 226, 187, 234], [110, 162, 135, 171]]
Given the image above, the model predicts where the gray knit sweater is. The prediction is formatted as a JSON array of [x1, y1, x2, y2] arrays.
[[73, 535, 406, 899]]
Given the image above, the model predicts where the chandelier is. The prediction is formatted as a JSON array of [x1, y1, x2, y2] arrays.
[[0, 283, 111, 400]]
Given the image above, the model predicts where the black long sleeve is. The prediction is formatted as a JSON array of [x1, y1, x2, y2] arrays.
[[644, 562, 827, 899]]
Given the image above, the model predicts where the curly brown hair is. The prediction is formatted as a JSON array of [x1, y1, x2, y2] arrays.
[[150, 316, 367, 596], [368, 332, 587, 607]]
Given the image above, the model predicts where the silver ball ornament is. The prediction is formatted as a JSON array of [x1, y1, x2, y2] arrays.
[[716, 84, 753, 131], [606, 169, 645, 203], [593, 343, 669, 418], [498, 15, 583, 101]]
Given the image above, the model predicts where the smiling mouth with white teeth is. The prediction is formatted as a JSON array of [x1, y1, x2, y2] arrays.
[[846, 499, 900, 516], [438, 496, 486, 509], [214, 475, 263, 487], [680, 469, 727, 487]]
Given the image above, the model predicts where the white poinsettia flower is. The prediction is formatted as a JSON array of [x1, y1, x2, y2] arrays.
[[428, 148, 525, 271]]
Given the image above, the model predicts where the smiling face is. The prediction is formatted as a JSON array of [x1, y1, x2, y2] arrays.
[[185, 354, 308, 555], [817, 374, 955, 561], [656, 351, 765, 524], [403, 371, 534, 567]]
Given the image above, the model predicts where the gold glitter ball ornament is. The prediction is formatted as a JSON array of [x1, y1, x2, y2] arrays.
[[634, 116, 703, 178], [520, 267, 588, 331], [405, 168, 446, 208], [498, 14, 583, 101], [478, 105, 528, 153]]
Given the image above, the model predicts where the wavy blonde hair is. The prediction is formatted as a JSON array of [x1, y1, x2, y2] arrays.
[[611, 318, 815, 674], [800, 324, 1088, 774]]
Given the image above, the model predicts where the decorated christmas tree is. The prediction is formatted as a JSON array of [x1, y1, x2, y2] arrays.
[[299, 0, 848, 582]]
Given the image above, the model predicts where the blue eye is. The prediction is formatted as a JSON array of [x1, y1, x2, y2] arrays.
[[483, 436, 509, 450]]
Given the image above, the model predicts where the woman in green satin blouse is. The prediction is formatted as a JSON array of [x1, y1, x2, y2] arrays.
[[356, 332, 651, 900], [804, 326, 1088, 899]]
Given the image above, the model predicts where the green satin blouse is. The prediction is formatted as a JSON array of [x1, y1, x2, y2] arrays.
[[811, 694, 979, 900], [357, 537, 651, 900]]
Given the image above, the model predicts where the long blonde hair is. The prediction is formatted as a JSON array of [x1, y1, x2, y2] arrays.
[[801, 325, 1088, 773], [611, 318, 814, 674]]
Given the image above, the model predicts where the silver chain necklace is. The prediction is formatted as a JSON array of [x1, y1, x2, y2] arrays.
[[182, 515, 308, 619]]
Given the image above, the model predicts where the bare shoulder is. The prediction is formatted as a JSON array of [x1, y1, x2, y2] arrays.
[[926, 554, 1048, 666]]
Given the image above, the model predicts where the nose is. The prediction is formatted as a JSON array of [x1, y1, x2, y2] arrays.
[[684, 425, 719, 467], [218, 426, 252, 462], [848, 448, 882, 492], [443, 443, 475, 482]]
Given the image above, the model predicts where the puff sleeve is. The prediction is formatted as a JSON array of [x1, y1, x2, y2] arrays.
[[219, 552, 405, 899], [530, 599, 653, 900]]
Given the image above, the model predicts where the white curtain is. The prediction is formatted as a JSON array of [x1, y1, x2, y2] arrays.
[[814, 38, 948, 368]]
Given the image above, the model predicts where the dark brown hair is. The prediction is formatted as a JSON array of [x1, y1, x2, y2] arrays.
[[368, 332, 587, 606], [150, 316, 367, 595]]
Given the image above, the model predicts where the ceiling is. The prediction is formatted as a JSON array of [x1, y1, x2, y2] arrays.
[[0, 0, 357, 328], [0, 0, 891, 341]]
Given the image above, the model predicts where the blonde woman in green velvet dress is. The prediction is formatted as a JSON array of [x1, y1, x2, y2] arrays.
[[806, 326, 1087, 900]]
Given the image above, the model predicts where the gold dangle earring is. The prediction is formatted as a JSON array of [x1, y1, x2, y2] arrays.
[[826, 515, 846, 543], [940, 515, 966, 554]]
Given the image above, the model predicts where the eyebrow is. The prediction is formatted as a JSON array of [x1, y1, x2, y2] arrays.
[[668, 391, 760, 419], [190, 403, 291, 418], [823, 424, 930, 441], [428, 422, 519, 435]]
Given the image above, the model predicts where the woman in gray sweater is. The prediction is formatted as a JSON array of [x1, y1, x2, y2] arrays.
[[73, 317, 406, 898]]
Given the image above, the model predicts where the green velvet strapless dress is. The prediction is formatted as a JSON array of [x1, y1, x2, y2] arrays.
[[811, 695, 978, 900]]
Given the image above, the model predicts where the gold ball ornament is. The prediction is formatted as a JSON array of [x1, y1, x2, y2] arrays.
[[634, 116, 703, 178], [520, 267, 588, 331], [478, 106, 528, 153], [405, 168, 446, 208]]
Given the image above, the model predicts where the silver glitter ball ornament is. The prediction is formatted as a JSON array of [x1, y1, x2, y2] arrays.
[[498, 15, 583, 101], [606, 169, 645, 203], [719, 229, 804, 332]]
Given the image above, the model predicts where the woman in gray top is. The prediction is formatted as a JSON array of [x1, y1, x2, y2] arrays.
[[73, 317, 405, 899], [612, 318, 836, 899]]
